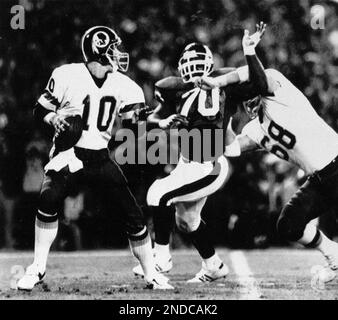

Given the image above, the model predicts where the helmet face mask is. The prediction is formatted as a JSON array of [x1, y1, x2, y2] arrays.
[[82, 26, 129, 72], [106, 44, 129, 72], [178, 43, 214, 83], [243, 95, 263, 119]]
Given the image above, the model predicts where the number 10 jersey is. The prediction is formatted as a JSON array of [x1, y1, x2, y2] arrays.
[[38, 63, 145, 150]]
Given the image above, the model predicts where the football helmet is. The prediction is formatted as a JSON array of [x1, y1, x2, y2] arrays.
[[242, 95, 264, 119], [81, 26, 129, 72], [178, 43, 214, 83]]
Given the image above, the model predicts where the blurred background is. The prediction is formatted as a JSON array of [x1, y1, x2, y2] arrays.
[[0, 0, 338, 251]]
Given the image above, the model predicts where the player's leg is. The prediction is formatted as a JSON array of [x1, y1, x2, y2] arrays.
[[100, 160, 173, 289], [17, 170, 69, 290], [153, 205, 174, 270], [133, 205, 174, 277], [175, 198, 229, 283], [146, 155, 229, 282], [277, 174, 338, 279]]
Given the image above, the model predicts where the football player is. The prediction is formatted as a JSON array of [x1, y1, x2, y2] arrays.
[[17, 26, 173, 291], [201, 25, 338, 282], [133, 24, 267, 282]]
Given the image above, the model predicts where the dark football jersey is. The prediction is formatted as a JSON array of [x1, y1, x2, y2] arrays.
[[154, 68, 257, 161], [155, 68, 239, 132]]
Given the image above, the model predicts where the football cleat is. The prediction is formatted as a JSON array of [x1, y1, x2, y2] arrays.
[[144, 272, 174, 290], [322, 241, 338, 274], [133, 256, 173, 278], [187, 261, 229, 283], [17, 264, 46, 291]]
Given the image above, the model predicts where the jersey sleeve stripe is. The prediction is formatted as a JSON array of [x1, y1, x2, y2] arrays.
[[38, 90, 60, 111], [119, 102, 145, 114]]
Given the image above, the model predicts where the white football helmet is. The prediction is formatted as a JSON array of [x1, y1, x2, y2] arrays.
[[178, 43, 214, 83]]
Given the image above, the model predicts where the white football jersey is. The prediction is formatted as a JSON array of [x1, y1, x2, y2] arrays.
[[38, 63, 145, 150], [242, 69, 338, 175]]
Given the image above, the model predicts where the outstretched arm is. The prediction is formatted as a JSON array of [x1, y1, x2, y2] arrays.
[[147, 102, 188, 129], [196, 22, 268, 97]]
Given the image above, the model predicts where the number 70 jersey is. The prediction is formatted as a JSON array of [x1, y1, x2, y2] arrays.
[[242, 69, 338, 175], [38, 63, 145, 150]]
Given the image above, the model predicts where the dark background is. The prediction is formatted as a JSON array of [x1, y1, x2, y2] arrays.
[[0, 0, 337, 250]]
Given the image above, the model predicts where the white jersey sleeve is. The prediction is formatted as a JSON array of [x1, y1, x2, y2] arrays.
[[118, 79, 146, 120], [37, 66, 67, 112], [264, 69, 297, 104], [241, 118, 264, 145]]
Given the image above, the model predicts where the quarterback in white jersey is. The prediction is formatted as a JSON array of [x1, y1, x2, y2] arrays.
[[200, 28, 338, 282], [17, 26, 172, 291], [38, 62, 144, 152]]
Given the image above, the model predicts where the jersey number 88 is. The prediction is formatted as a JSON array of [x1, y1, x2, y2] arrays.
[[261, 120, 296, 161]]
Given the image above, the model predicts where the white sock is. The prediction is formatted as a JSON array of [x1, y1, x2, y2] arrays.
[[33, 215, 58, 274], [298, 223, 335, 256], [317, 231, 335, 255], [129, 227, 156, 280], [298, 222, 318, 246], [154, 243, 170, 260], [204, 253, 222, 270]]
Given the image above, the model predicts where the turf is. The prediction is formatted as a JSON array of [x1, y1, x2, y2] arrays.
[[0, 248, 337, 300]]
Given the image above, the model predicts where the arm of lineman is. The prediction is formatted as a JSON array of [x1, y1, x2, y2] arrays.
[[224, 118, 262, 157], [147, 102, 188, 130], [197, 22, 267, 94], [224, 134, 260, 157], [147, 85, 189, 129]]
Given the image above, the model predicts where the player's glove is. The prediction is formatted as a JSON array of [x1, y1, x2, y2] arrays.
[[159, 114, 189, 129], [242, 21, 266, 55], [132, 105, 153, 123], [195, 76, 218, 90]]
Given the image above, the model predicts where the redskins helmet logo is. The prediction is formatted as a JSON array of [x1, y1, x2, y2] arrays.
[[92, 31, 110, 53]]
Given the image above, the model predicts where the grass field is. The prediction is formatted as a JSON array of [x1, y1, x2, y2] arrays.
[[0, 248, 337, 300]]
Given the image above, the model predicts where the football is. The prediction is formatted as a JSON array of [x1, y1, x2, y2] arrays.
[[54, 115, 83, 152]]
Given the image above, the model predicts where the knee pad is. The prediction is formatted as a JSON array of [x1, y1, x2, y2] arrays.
[[277, 212, 305, 242], [175, 209, 201, 234], [38, 188, 61, 217], [126, 221, 146, 238]]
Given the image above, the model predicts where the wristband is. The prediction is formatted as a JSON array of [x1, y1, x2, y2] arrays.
[[243, 46, 256, 56]]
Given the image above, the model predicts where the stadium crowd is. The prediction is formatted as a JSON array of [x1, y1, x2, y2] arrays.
[[0, 0, 338, 249]]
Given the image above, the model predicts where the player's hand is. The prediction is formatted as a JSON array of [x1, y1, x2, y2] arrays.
[[159, 114, 189, 129], [50, 114, 70, 137], [242, 21, 266, 55], [133, 105, 153, 122], [195, 76, 218, 90]]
